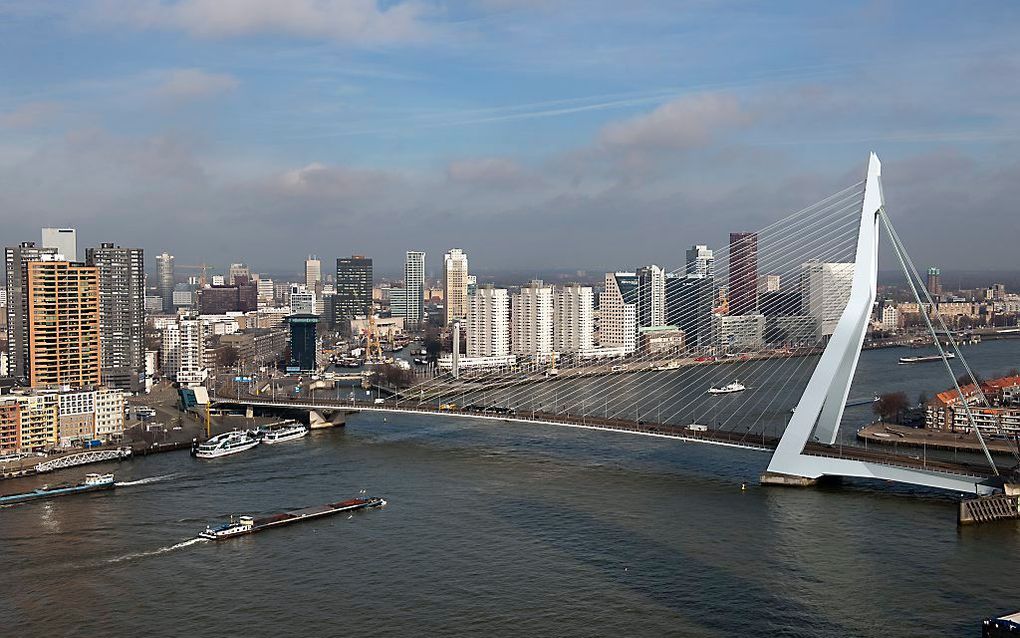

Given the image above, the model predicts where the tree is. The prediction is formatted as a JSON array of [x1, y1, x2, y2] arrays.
[[957, 372, 984, 388], [372, 363, 413, 388], [216, 345, 239, 369], [423, 326, 443, 364], [916, 391, 929, 407], [873, 391, 909, 423]]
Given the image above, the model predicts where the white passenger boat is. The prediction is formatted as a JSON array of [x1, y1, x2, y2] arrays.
[[708, 380, 746, 395], [193, 431, 260, 459], [260, 423, 309, 445]]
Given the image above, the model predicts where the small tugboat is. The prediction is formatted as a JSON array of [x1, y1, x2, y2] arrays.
[[708, 380, 746, 395], [192, 430, 260, 459], [258, 422, 309, 445], [898, 353, 954, 364], [199, 497, 386, 540], [0, 473, 115, 505]]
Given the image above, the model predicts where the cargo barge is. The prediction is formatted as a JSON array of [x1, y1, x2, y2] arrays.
[[0, 473, 115, 505], [199, 497, 386, 540]]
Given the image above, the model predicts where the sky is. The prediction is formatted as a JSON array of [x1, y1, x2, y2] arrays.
[[1, 1, 1019, 278]]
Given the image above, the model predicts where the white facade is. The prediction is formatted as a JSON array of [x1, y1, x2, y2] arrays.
[[304, 257, 321, 287], [466, 285, 510, 357], [161, 317, 206, 385], [801, 261, 855, 339], [512, 281, 554, 359], [758, 274, 781, 293], [256, 278, 274, 304], [599, 272, 638, 353], [443, 248, 469, 324], [881, 304, 899, 331], [289, 284, 317, 315], [172, 289, 193, 307], [404, 251, 425, 325], [554, 284, 594, 353], [637, 264, 666, 327], [41, 227, 77, 261], [53, 388, 125, 444], [685, 245, 714, 278]]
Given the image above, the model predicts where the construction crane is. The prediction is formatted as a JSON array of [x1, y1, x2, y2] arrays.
[[364, 306, 385, 364], [177, 263, 214, 286]]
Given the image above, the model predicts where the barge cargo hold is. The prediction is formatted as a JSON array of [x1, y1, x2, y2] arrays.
[[199, 497, 386, 540], [0, 473, 115, 505]]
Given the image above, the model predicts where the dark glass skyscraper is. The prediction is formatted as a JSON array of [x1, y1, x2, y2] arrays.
[[728, 232, 758, 315], [287, 314, 319, 372], [86, 243, 145, 392], [665, 274, 714, 349], [335, 256, 373, 326]]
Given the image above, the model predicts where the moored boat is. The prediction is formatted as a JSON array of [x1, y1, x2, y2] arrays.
[[199, 497, 386, 540], [0, 473, 115, 505], [192, 430, 260, 459], [258, 422, 309, 445]]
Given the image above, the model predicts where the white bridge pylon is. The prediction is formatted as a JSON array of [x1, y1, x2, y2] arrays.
[[763, 153, 996, 494]]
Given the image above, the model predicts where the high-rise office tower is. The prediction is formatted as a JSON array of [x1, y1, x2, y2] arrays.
[[599, 272, 638, 353], [335, 256, 373, 327], [161, 315, 205, 385], [404, 251, 425, 326], [728, 232, 758, 315], [926, 266, 942, 297], [758, 274, 781, 293], [305, 257, 321, 288], [800, 261, 854, 339], [511, 280, 554, 359], [287, 314, 319, 372], [685, 245, 714, 278], [26, 259, 101, 388], [41, 227, 77, 261], [443, 249, 469, 325], [636, 264, 666, 328], [86, 243, 145, 392], [156, 253, 175, 313], [6, 242, 59, 380], [665, 273, 715, 349], [467, 285, 510, 358], [554, 284, 594, 354], [227, 263, 251, 285]]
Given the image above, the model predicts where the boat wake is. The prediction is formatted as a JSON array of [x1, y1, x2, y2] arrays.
[[106, 537, 207, 563], [115, 473, 178, 487]]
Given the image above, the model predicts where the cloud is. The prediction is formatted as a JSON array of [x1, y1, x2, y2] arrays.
[[446, 157, 534, 187], [0, 102, 62, 129], [150, 68, 239, 103], [93, 0, 434, 45], [598, 93, 751, 150]]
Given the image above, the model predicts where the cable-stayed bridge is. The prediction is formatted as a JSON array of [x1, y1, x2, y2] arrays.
[[213, 154, 1016, 496]]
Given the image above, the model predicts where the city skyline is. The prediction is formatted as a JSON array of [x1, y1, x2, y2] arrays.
[[2, 3, 1020, 272]]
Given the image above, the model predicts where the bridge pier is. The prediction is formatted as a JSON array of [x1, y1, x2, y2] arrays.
[[759, 471, 819, 488], [309, 409, 348, 429]]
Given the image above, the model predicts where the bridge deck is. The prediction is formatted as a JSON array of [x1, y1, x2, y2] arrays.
[[212, 394, 994, 482]]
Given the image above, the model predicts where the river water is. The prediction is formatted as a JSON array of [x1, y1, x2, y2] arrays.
[[3, 341, 1019, 637]]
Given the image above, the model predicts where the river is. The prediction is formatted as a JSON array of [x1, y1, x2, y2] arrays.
[[3, 340, 1019, 636]]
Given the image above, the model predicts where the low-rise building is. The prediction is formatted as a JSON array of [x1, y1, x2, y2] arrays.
[[926, 374, 1020, 436], [713, 314, 765, 351], [638, 326, 685, 355]]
